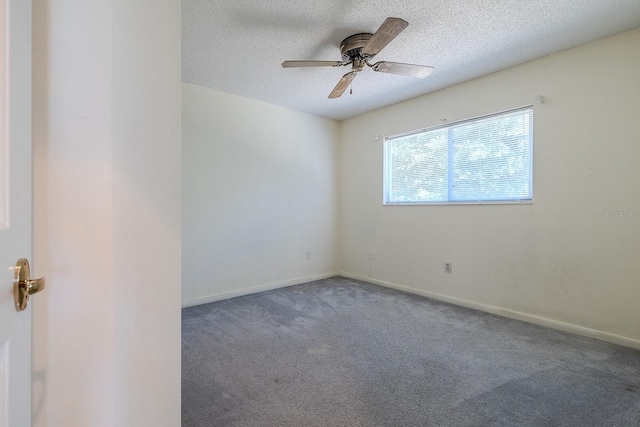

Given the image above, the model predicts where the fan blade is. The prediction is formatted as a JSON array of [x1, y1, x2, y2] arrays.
[[371, 61, 433, 78], [282, 60, 342, 68], [328, 71, 357, 99], [362, 17, 409, 57]]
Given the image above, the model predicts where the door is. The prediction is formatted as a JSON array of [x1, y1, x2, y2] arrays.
[[0, 0, 33, 426]]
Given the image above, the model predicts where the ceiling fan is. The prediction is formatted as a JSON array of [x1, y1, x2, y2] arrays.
[[282, 17, 434, 99]]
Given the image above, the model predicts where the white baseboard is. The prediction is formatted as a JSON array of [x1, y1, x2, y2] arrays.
[[181, 272, 338, 308], [338, 271, 640, 351]]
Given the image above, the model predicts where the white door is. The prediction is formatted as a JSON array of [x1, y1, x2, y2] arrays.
[[0, 1, 34, 426]]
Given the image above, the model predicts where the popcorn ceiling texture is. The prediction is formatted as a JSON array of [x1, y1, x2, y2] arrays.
[[182, 0, 640, 120]]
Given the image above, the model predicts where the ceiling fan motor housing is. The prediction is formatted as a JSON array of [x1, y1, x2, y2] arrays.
[[340, 33, 373, 62]]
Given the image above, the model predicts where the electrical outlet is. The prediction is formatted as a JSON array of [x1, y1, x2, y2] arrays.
[[306, 250, 311, 259], [368, 250, 375, 260], [444, 262, 452, 273]]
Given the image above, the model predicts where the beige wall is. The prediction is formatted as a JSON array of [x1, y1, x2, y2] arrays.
[[338, 28, 640, 348], [32, 0, 181, 425], [181, 83, 339, 306]]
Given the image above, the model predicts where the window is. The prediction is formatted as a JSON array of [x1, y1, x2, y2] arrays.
[[384, 107, 533, 205]]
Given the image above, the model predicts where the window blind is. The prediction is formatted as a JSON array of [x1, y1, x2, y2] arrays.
[[384, 107, 533, 204]]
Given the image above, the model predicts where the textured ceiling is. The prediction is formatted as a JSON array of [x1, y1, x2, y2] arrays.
[[182, 0, 640, 121]]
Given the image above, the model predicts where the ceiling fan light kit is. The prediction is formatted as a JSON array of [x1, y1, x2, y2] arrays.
[[282, 17, 434, 99]]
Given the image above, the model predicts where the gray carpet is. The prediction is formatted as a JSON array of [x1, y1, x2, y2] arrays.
[[182, 277, 640, 426]]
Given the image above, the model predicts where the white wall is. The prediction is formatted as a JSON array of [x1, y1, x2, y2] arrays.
[[32, 0, 181, 426], [339, 28, 640, 347], [182, 83, 339, 305], [111, 1, 181, 425]]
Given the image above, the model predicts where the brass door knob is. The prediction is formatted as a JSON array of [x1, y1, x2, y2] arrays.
[[14, 258, 46, 311]]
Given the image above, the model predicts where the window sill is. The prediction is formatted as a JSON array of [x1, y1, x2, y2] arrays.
[[383, 200, 533, 206]]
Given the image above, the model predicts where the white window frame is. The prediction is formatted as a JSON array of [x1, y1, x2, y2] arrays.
[[383, 106, 534, 206]]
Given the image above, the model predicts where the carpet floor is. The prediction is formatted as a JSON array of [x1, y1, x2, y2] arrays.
[[182, 277, 640, 426]]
